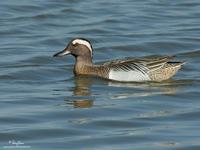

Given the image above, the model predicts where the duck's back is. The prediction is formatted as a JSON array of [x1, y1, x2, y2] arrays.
[[101, 56, 184, 82]]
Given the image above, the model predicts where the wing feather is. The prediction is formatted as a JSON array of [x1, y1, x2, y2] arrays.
[[102, 55, 175, 73]]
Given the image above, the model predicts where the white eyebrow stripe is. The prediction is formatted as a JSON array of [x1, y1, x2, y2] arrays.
[[72, 39, 93, 55]]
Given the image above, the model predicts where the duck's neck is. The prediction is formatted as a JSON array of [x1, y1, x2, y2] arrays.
[[76, 55, 93, 66], [74, 56, 93, 75]]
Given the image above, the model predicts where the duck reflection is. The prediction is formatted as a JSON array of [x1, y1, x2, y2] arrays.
[[67, 76, 94, 108], [73, 76, 93, 96], [64, 76, 182, 108], [73, 100, 93, 108], [108, 79, 179, 99]]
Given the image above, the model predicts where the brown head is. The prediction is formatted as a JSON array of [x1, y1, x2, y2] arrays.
[[53, 38, 93, 65]]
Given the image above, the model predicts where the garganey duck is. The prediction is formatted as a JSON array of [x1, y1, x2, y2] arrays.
[[53, 38, 184, 82]]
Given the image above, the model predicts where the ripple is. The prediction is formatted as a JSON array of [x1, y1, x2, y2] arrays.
[[177, 49, 200, 57]]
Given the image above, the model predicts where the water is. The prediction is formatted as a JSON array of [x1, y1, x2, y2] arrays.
[[1, 0, 200, 149]]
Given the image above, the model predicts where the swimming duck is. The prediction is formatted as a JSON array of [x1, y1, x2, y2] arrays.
[[53, 38, 184, 82]]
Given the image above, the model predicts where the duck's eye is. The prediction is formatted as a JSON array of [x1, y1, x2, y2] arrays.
[[73, 43, 78, 47]]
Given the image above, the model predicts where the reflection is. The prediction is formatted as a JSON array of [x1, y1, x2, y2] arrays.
[[65, 76, 95, 108], [73, 76, 93, 96], [63, 76, 188, 108], [108, 80, 181, 99], [73, 100, 93, 108]]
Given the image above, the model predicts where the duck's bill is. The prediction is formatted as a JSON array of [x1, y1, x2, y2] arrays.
[[53, 50, 71, 57]]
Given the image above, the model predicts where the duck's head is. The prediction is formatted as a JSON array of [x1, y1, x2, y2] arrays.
[[53, 38, 93, 58]]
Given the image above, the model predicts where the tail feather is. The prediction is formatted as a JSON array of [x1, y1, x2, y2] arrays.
[[166, 61, 185, 68]]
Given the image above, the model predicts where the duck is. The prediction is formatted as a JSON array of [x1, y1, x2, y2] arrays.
[[53, 38, 184, 82]]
